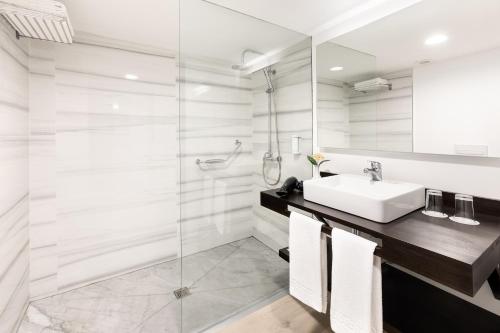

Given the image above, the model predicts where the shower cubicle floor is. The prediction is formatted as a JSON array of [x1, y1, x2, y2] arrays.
[[18, 237, 289, 333]]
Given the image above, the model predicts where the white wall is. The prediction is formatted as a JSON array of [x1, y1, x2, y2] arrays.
[[414, 47, 500, 157], [28, 41, 58, 300], [321, 150, 500, 201], [0, 19, 30, 333]]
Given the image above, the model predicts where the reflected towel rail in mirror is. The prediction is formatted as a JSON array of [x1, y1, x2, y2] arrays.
[[196, 139, 242, 168]]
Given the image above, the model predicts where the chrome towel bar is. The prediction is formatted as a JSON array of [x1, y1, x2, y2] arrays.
[[316, 215, 383, 257]]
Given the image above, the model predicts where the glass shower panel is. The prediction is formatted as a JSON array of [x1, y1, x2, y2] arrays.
[[179, 0, 312, 331], [16, 1, 184, 331], [35, 2, 182, 330]]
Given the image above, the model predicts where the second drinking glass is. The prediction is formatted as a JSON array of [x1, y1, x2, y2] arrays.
[[450, 194, 479, 225]]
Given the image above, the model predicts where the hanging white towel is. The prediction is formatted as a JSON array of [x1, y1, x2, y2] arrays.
[[330, 228, 383, 333], [289, 212, 327, 313]]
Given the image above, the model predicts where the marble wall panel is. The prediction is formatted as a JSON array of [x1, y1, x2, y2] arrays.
[[28, 41, 58, 299], [53, 42, 179, 291], [0, 18, 30, 333]]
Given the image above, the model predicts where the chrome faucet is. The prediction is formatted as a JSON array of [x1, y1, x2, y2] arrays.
[[364, 160, 382, 181]]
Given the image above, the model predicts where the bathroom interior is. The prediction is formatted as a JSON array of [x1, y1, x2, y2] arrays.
[[0, 0, 499, 332]]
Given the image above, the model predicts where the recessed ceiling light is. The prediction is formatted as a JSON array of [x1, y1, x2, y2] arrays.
[[425, 34, 448, 46], [329, 66, 344, 72], [112, 103, 120, 110], [125, 74, 139, 80]]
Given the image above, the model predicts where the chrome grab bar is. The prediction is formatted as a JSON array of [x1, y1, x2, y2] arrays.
[[196, 140, 242, 168]]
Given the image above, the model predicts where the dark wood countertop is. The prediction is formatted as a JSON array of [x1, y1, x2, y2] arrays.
[[261, 188, 500, 297]]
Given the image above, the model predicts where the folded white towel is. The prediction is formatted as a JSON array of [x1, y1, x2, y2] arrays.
[[330, 228, 383, 333], [289, 212, 327, 313]]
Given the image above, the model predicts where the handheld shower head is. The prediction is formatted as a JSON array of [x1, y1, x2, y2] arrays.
[[263, 67, 275, 93]]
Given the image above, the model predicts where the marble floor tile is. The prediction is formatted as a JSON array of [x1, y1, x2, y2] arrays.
[[18, 237, 289, 333]]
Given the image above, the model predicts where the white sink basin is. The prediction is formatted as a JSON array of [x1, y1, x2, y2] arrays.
[[303, 174, 425, 223]]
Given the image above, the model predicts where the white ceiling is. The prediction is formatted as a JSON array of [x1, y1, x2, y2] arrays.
[[204, 0, 369, 34], [64, 0, 309, 64], [326, 0, 500, 75], [179, 0, 306, 65], [64, 0, 179, 52]]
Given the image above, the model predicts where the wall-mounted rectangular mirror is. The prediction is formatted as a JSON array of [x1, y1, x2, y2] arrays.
[[316, 0, 500, 157]]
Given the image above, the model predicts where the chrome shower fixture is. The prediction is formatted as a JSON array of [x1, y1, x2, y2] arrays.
[[233, 48, 281, 186], [263, 66, 275, 93], [261, 66, 282, 186], [231, 48, 263, 70]]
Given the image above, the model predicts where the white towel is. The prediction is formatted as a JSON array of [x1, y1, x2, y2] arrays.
[[330, 228, 383, 333], [289, 212, 327, 313]]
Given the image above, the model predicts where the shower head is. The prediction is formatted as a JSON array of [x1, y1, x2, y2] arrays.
[[232, 49, 274, 92], [0, 0, 74, 44], [263, 67, 275, 93], [232, 48, 263, 71]]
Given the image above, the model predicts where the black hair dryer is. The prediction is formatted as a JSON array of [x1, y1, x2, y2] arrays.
[[276, 177, 303, 197]]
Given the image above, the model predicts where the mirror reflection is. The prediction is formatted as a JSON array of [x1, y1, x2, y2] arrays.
[[316, 0, 500, 157]]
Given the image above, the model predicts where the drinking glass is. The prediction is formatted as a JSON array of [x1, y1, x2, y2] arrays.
[[450, 194, 479, 225], [422, 189, 447, 218]]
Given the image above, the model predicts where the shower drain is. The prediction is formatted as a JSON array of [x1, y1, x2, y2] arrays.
[[173, 287, 191, 299]]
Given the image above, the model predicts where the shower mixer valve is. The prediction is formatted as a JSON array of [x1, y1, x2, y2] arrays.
[[263, 152, 282, 162]]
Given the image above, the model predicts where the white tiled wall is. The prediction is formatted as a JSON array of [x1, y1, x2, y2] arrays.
[[0, 19, 30, 333]]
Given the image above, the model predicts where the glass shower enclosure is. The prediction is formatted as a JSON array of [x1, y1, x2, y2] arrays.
[[12, 0, 311, 332], [178, 0, 312, 331]]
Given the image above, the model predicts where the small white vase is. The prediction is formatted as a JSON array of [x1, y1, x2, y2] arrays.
[[313, 165, 321, 179]]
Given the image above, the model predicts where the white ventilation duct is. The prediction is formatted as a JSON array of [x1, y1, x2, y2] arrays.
[[0, 0, 74, 44], [354, 78, 392, 92]]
